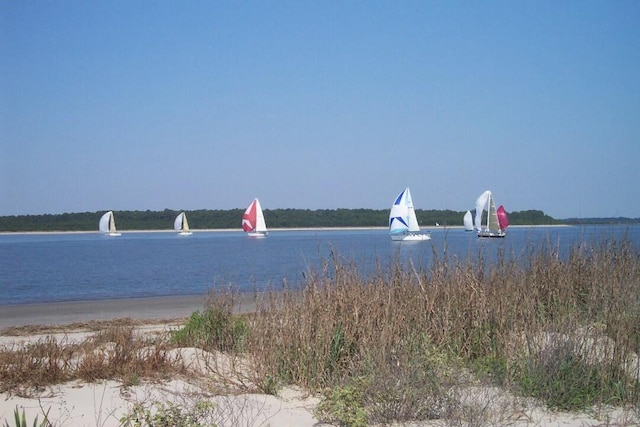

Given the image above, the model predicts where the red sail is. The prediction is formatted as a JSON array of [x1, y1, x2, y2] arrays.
[[242, 201, 257, 232], [497, 205, 509, 230]]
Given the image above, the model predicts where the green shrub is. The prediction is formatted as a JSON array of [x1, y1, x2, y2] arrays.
[[172, 308, 248, 353], [315, 335, 454, 426], [315, 377, 369, 427], [515, 340, 632, 410], [120, 400, 218, 427]]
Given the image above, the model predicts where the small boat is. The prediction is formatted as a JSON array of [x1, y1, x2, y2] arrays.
[[242, 198, 268, 237], [475, 191, 507, 238], [99, 211, 121, 236], [463, 210, 474, 231], [388, 187, 431, 241], [174, 212, 193, 236]]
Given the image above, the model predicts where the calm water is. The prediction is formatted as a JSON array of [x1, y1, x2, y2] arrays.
[[1, 226, 638, 305]]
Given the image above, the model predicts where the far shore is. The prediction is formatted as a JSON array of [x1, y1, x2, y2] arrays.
[[0, 226, 386, 235], [0, 224, 575, 235]]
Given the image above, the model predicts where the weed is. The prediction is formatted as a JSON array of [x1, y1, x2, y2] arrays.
[[314, 377, 368, 427], [515, 338, 636, 410], [3, 406, 52, 427], [172, 308, 248, 353], [120, 400, 218, 427]]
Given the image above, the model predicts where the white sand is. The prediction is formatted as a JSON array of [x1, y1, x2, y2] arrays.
[[1, 380, 323, 427], [2, 374, 634, 427], [1, 305, 636, 426], [0, 320, 324, 427]]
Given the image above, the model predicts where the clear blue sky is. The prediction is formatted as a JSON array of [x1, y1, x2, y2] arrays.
[[2, 1, 639, 219]]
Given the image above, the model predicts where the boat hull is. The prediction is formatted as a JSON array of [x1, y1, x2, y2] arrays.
[[478, 230, 506, 238], [390, 233, 431, 241], [247, 231, 268, 238], [177, 231, 193, 236], [103, 232, 121, 237]]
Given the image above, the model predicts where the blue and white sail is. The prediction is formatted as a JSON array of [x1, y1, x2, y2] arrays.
[[388, 187, 431, 241]]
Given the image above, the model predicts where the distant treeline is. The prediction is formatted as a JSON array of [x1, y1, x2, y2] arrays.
[[564, 217, 640, 225], [0, 208, 574, 232]]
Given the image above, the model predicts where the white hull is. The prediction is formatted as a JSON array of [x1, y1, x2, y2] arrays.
[[390, 232, 431, 241], [478, 230, 505, 238], [247, 231, 268, 238], [177, 231, 193, 236], [104, 232, 121, 237]]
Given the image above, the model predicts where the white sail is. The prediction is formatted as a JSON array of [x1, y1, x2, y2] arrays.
[[475, 191, 490, 231], [404, 188, 421, 232], [182, 213, 190, 231], [99, 211, 121, 236], [99, 212, 111, 233], [463, 210, 474, 231], [388, 187, 430, 241], [174, 212, 193, 235], [254, 199, 267, 233], [173, 213, 183, 232], [487, 194, 500, 232]]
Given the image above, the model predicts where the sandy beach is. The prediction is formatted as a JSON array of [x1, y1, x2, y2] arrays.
[[0, 294, 324, 427], [0, 293, 266, 330], [1, 296, 637, 426], [0, 296, 314, 427], [0, 296, 204, 330]]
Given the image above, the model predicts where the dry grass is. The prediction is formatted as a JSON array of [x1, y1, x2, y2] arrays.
[[242, 235, 640, 424], [0, 325, 187, 396]]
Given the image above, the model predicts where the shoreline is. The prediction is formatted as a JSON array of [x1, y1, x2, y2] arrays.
[[0, 226, 388, 235], [0, 224, 575, 235], [0, 293, 262, 330]]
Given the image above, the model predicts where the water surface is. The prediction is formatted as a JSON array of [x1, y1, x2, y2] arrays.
[[1, 226, 638, 305]]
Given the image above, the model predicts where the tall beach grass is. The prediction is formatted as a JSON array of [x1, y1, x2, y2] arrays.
[[239, 233, 640, 423]]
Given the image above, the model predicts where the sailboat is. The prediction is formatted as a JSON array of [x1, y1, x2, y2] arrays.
[[242, 198, 268, 237], [475, 191, 507, 238], [174, 212, 193, 236], [463, 210, 474, 231], [388, 187, 431, 241], [99, 211, 121, 236]]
